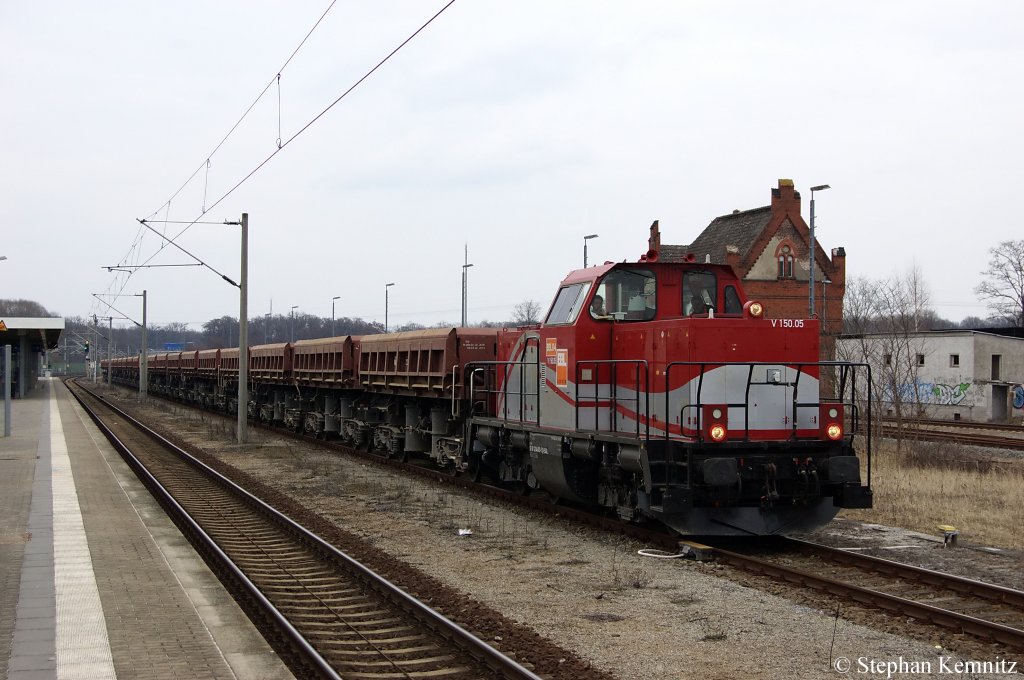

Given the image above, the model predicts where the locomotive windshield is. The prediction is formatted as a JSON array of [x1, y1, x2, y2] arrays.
[[545, 282, 592, 325], [590, 268, 656, 321]]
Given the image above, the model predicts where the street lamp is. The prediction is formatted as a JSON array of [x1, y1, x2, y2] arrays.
[[462, 244, 473, 329], [290, 305, 299, 343], [331, 296, 340, 337], [264, 312, 271, 344], [583, 234, 599, 268], [808, 184, 830, 319], [385, 283, 395, 333]]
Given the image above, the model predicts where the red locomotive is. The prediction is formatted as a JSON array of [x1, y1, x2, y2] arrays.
[[105, 244, 872, 536]]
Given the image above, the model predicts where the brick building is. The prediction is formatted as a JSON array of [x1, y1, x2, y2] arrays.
[[648, 179, 846, 361]]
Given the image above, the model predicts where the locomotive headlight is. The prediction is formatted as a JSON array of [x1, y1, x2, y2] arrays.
[[712, 408, 723, 419], [828, 408, 839, 418], [826, 423, 843, 440], [709, 424, 727, 442]]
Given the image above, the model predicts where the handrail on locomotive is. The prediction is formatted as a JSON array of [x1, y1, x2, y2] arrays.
[[464, 353, 873, 493]]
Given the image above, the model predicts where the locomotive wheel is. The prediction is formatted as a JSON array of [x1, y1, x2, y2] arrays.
[[468, 455, 485, 483]]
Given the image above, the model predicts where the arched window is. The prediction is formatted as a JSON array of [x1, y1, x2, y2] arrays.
[[775, 242, 795, 279]]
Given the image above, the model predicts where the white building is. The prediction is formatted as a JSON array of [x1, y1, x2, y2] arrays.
[[837, 329, 1024, 423]]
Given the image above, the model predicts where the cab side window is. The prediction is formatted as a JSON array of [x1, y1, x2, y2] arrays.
[[592, 268, 656, 321], [724, 285, 742, 315], [683, 271, 717, 316]]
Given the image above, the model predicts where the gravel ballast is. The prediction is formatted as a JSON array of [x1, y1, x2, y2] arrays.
[[101, 388, 1021, 678]]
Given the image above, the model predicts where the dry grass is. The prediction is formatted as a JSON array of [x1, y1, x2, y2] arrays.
[[841, 438, 1024, 550]]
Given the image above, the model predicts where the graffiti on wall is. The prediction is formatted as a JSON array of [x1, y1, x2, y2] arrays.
[[1013, 384, 1024, 412], [883, 381, 974, 406], [931, 382, 972, 405]]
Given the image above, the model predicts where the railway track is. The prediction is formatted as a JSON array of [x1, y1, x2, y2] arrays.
[[93, 380, 1024, 656], [69, 379, 542, 680], [875, 419, 1024, 452], [892, 417, 1024, 434], [706, 537, 1024, 651]]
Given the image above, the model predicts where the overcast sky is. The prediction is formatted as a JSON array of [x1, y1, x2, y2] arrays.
[[2, 1, 1021, 330]]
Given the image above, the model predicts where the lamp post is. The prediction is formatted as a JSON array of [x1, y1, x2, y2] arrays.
[[808, 184, 830, 319], [3, 344, 9, 437], [140, 290, 147, 398], [290, 306, 298, 342], [461, 244, 474, 327], [233, 213, 249, 446], [331, 296, 340, 337], [220, 213, 249, 445], [385, 283, 395, 333], [583, 234, 599, 268], [264, 312, 271, 344]]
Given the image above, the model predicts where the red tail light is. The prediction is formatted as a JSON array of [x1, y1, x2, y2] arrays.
[[703, 405, 728, 442], [820, 404, 844, 441]]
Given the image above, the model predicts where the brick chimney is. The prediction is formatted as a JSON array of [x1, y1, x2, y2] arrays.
[[771, 178, 801, 214], [648, 220, 661, 253]]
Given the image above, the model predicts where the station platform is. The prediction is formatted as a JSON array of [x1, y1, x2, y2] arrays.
[[1, 379, 294, 680]]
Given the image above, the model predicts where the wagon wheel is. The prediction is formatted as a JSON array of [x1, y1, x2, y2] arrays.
[[512, 467, 536, 496]]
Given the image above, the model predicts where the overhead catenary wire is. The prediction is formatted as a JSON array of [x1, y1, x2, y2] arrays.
[[143, 0, 341, 222], [102, 0, 346, 316], [121, 0, 458, 295], [151, 0, 457, 252], [136, 218, 240, 287], [91, 294, 142, 327]]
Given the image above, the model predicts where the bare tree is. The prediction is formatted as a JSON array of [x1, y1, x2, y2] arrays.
[[875, 266, 932, 444], [0, 298, 55, 316], [838, 267, 933, 450], [975, 239, 1024, 327], [511, 299, 542, 325]]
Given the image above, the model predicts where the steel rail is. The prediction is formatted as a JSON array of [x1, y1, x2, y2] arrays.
[[91, 378, 1024, 651], [709, 542, 1024, 650], [102, 373, 684, 551], [782, 537, 1024, 608], [68, 380, 341, 679], [69, 379, 544, 680], [882, 417, 1024, 434], [866, 423, 1024, 452]]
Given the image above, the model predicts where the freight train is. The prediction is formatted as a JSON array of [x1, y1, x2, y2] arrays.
[[104, 245, 873, 535]]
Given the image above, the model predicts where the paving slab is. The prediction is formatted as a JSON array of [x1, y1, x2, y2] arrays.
[[2, 380, 295, 680]]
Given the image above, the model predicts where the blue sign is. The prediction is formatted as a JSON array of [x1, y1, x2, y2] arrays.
[[163, 342, 185, 351]]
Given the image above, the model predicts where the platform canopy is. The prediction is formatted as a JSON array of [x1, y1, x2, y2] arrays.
[[0, 317, 65, 349]]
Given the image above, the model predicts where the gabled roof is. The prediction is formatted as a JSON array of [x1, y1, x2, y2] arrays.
[[686, 206, 772, 265]]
